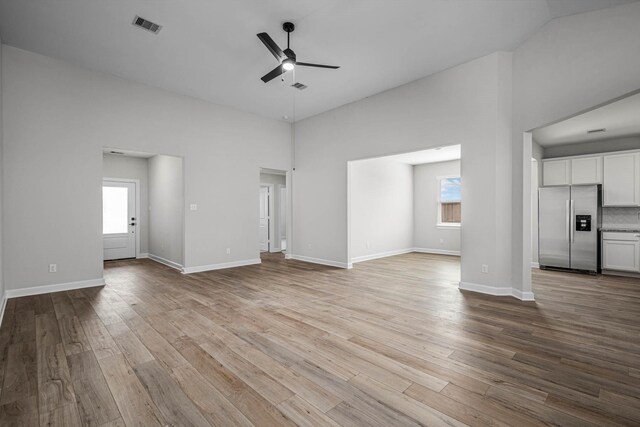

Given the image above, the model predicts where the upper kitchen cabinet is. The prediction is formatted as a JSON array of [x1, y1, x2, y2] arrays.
[[571, 156, 603, 184], [542, 159, 570, 186], [603, 152, 640, 206]]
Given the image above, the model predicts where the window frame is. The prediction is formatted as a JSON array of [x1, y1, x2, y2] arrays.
[[437, 175, 461, 228]]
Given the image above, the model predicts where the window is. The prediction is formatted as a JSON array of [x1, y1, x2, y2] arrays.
[[103, 186, 129, 234], [438, 176, 461, 226]]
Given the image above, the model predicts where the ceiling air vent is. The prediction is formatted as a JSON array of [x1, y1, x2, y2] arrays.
[[291, 82, 308, 90], [133, 16, 162, 34], [587, 128, 606, 134]]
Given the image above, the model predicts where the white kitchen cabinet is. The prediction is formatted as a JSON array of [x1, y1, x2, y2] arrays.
[[603, 153, 640, 206], [571, 156, 603, 184], [542, 159, 571, 186], [602, 232, 640, 272]]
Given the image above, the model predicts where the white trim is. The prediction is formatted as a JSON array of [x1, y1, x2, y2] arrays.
[[103, 177, 141, 259], [148, 254, 183, 271], [289, 254, 352, 269], [259, 183, 274, 252], [413, 248, 461, 256], [5, 278, 105, 299], [182, 258, 261, 274], [274, 183, 287, 252], [459, 281, 535, 301], [512, 288, 536, 301], [285, 253, 293, 260], [531, 262, 540, 269], [351, 248, 415, 263], [0, 293, 7, 328], [138, 253, 149, 259]]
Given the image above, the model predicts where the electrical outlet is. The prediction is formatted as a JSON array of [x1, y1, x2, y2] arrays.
[[190, 204, 198, 211], [481, 264, 489, 273], [49, 264, 57, 273], [226, 248, 231, 254], [439, 238, 444, 244]]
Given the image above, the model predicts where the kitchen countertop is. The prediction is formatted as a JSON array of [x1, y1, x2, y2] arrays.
[[599, 227, 640, 232]]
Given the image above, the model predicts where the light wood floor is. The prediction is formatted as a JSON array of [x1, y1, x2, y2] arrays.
[[0, 252, 639, 426]]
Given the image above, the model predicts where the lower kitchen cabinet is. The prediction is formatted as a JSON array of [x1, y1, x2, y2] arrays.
[[602, 232, 640, 272]]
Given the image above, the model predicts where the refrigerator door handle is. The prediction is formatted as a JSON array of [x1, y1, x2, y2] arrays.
[[570, 199, 575, 243], [566, 200, 570, 242]]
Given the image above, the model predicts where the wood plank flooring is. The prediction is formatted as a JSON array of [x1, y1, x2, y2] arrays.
[[0, 252, 639, 426]]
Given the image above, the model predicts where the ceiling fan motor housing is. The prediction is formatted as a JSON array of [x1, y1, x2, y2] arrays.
[[283, 48, 296, 61]]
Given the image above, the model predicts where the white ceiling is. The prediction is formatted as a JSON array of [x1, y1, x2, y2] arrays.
[[533, 92, 640, 146], [1, 0, 636, 122], [357, 144, 461, 166]]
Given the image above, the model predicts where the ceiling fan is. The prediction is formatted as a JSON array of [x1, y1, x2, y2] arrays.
[[257, 22, 340, 83]]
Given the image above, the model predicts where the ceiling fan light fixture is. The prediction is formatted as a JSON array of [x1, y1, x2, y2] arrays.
[[282, 58, 295, 71]]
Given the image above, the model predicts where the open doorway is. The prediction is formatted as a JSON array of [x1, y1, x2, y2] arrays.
[[259, 168, 288, 254], [347, 145, 461, 277], [102, 148, 185, 271], [527, 90, 640, 286]]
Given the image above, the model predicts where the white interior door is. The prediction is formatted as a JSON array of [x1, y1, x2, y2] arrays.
[[103, 180, 137, 260], [259, 186, 270, 252], [279, 186, 287, 250]]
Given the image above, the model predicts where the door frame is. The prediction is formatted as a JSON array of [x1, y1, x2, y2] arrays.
[[277, 183, 287, 252], [259, 183, 274, 252], [103, 177, 141, 259]]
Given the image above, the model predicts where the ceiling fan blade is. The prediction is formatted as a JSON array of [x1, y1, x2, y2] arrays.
[[261, 65, 285, 83], [297, 62, 340, 69], [257, 33, 285, 61]]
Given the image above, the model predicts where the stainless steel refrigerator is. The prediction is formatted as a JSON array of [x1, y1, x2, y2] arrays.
[[538, 185, 601, 273]]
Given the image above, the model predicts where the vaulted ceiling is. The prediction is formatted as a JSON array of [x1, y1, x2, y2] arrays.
[[0, 0, 636, 121]]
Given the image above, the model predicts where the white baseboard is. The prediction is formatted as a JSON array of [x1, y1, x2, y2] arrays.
[[351, 248, 415, 264], [284, 253, 292, 260], [413, 248, 461, 256], [182, 258, 261, 274], [5, 278, 106, 299], [138, 253, 149, 259], [289, 254, 352, 269], [148, 254, 183, 271], [531, 262, 540, 269], [0, 292, 7, 328], [459, 281, 535, 301], [512, 288, 536, 301]]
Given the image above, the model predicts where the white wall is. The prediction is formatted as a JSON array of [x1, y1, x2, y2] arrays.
[[542, 136, 640, 159], [349, 157, 414, 262], [1, 45, 290, 291], [102, 154, 149, 255], [0, 35, 4, 310], [531, 159, 539, 265], [413, 160, 461, 254], [294, 51, 514, 290], [513, 2, 640, 295], [259, 172, 286, 252], [148, 155, 184, 266]]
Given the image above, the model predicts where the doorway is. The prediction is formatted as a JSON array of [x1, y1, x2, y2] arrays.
[[103, 179, 139, 260], [347, 145, 462, 272], [102, 149, 185, 270], [259, 168, 288, 254]]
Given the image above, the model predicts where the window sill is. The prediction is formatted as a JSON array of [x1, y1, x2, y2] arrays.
[[437, 223, 461, 229]]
